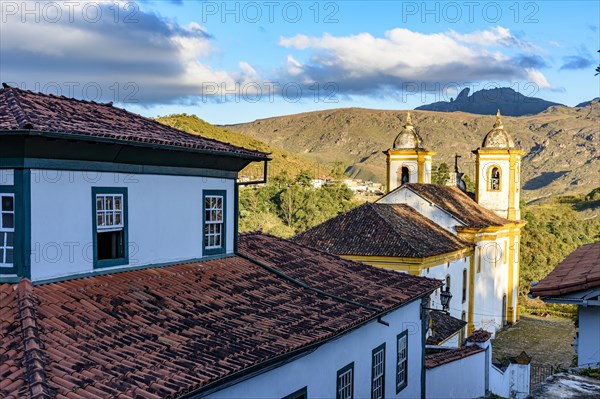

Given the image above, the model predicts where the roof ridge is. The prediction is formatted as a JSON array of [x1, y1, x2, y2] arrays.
[[16, 279, 52, 399], [370, 203, 427, 257], [3, 86, 34, 130]]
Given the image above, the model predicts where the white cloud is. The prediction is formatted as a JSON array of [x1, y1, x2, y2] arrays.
[[277, 27, 551, 94], [0, 1, 260, 104], [526, 69, 551, 89]]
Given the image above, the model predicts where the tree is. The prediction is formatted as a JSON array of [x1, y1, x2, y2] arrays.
[[432, 162, 450, 185], [295, 169, 314, 188]]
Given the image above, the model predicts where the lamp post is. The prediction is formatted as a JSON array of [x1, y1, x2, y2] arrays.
[[440, 288, 452, 312]]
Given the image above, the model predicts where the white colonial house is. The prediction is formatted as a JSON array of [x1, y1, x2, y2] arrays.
[[530, 241, 600, 368], [0, 85, 454, 399]]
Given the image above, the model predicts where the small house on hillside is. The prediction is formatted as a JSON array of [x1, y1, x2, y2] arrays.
[[530, 241, 600, 368]]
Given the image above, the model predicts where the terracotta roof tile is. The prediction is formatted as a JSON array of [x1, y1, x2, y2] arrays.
[[0, 84, 267, 159], [293, 202, 472, 258], [465, 329, 492, 343], [530, 241, 600, 297], [389, 184, 511, 228], [241, 232, 443, 309], [0, 234, 441, 398], [425, 345, 485, 368], [427, 310, 466, 345]]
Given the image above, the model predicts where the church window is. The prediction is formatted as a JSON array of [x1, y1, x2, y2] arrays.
[[462, 269, 467, 303], [401, 167, 410, 185], [488, 167, 501, 191]]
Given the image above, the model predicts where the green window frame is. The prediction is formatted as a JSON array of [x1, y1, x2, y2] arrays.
[[282, 386, 307, 399], [0, 189, 17, 275], [203, 190, 226, 256], [371, 343, 386, 399], [396, 331, 408, 394], [337, 362, 354, 399], [92, 187, 128, 269]]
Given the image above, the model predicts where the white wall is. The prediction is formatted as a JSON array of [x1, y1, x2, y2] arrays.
[[490, 362, 530, 399], [29, 169, 235, 281], [423, 257, 470, 324], [378, 187, 461, 233], [207, 300, 425, 399], [426, 351, 486, 399], [476, 157, 510, 219], [472, 236, 511, 334], [578, 306, 600, 367], [390, 159, 419, 190]]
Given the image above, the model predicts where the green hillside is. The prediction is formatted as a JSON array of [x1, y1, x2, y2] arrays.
[[156, 114, 322, 179]]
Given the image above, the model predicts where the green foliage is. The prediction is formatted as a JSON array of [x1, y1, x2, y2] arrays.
[[578, 368, 600, 379], [462, 174, 476, 192], [519, 194, 600, 300], [239, 171, 357, 236], [432, 162, 450, 185]]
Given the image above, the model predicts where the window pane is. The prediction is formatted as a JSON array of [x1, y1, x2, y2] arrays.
[[216, 197, 222, 209], [216, 210, 223, 222], [205, 197, 211, 209], [106, 196, 113, 210], [2, 196, 14, 212], [205, 210, 211, 222], [96, 197, 104, 211], [114, 196, 122, 211], [5, 248, 13, 264], [2, 213, 14, 229], [115, 212, 122, 226], [6, 232, 13, 247], [107, 212, 113, 226]]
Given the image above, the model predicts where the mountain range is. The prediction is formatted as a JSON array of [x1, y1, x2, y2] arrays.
[[415, 87, 563, 116]]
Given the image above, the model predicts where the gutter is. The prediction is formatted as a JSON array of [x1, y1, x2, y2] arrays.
[[0, 129, 271, 162], [236, 159, 269, 186]]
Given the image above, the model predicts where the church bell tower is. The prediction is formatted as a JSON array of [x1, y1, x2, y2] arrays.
[[473, 110, 524, 220], [384, 112, 435, 193]]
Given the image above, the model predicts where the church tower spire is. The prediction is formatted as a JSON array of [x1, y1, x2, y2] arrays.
[[472, 109, 524, 220], [383, 112, 435, 193]]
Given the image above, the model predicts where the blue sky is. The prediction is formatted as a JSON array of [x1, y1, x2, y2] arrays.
[[1, 1, 599, 124]]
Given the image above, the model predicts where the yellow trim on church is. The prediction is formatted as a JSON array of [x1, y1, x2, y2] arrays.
[[342, 247, 473, 273]]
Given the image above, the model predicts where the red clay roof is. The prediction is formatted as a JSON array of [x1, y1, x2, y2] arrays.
[[427, 310, 467, 345], [0, 84, 267, 159], [530, 241, 600, 297], [465, 329, 492, 343], [0, 234, 441, 398], [385, 184, 511, 228], [241, 232, 443, 305], [0, 284, 29, 399], [293, 202, 472, 258], [425, 345, 485, 369]]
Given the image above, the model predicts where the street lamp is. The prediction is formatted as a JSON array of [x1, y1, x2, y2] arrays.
[[440, 288, 452, 312]]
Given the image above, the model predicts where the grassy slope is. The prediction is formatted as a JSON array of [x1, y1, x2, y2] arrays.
[[226, 104, 600, 200], [156, 114, 322, 179]]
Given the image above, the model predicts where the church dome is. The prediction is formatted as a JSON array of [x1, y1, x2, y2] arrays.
[[393, 112, 420, 149], [482, 110, 514, 149]]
